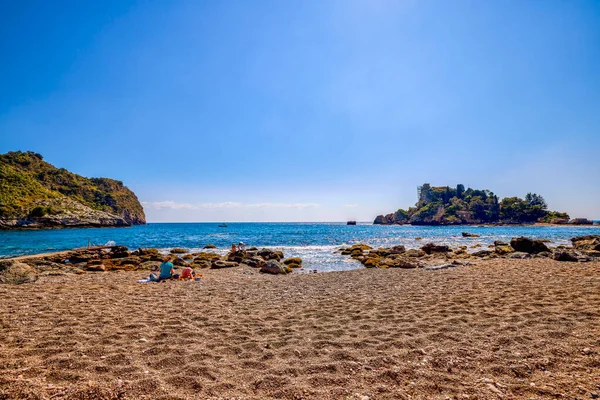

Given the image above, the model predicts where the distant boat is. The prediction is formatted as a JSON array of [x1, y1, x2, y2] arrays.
[[218, 223, 228, 228], [347, 221, 357, 225]]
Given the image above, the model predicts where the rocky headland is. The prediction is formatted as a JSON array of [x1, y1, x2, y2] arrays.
[[0, 151, 145, 229], [374, 183, 595, 226]]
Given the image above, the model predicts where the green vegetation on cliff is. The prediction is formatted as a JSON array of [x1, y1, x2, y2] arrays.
[[0, 151, 145, 227], [374, 183, 570, 225]]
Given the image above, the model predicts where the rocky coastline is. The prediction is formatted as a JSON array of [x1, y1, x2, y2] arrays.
[[0, 151, 146, 230], [3, 234, 599, 285], [339, 234, 600, 269], [0, 245, 304, 284]]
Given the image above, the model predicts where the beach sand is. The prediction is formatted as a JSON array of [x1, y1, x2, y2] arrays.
[[1, 259, 599, 399]]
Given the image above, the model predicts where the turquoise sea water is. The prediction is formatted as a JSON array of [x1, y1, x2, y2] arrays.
[[1, 222, 599, 272]]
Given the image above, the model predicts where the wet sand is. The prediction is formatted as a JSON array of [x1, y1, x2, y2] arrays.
[[1, 259, 599, 399]]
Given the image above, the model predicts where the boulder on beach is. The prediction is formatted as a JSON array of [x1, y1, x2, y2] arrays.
[[257, 249, 284, 261], [390, 245, 406, 254], [494, 242, 514, 255], [405, 249, 426, 258], [109, 246, 130, 259], [381, 257, 418, 269], [245, 257, 266, 268], [509, 237, 550, 254], [260, 260, 290, 274], [421, 243, 450, 254], [139, 261, 161, 270], [171, 257, 186, 267], [191, 260, 212, 269], [571, 235, 600, 251], [552, 250, 579, 262], [68, 250, 100, 264], [363, 258, 381, 268], [283, 257, 303, 268], [132, 248, 162, 261], [84, 264, 107, 272], [203, 244, 217, 249], [472, 250, 494, 258], [0, 261, 39, 284]]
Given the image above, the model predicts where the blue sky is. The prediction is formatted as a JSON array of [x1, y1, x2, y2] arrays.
[[1, 0, 599, 221]]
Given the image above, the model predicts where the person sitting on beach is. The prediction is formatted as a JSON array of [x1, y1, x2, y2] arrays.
[[157, 256, 175, 282], [180, 266, 195, 280], [231, 243, 237, 253], [238, 242, 246, 252]]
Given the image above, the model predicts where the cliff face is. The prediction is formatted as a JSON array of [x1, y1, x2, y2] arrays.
[[0, 151, 146, 229]]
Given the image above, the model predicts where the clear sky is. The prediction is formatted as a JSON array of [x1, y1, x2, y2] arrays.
[[1, 0, 599, 222]]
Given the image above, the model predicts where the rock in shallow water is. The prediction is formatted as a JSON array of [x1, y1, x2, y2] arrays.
[[462, 232, 480, 237]]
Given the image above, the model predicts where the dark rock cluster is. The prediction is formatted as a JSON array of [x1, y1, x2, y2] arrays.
[[340, 235, 600, 269], [0, 245, 303, 284]]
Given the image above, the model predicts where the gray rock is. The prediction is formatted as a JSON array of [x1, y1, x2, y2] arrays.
[[260, 260, 290, 274]]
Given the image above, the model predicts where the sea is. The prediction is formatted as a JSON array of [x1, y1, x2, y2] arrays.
[[1, 222, 599, 272]]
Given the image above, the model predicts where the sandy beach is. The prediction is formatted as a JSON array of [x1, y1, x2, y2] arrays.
[[1, 259, 599, 399]]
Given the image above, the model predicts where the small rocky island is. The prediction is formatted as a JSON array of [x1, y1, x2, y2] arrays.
[[374, 183, 592, 226], [0, 151, 145, 229]]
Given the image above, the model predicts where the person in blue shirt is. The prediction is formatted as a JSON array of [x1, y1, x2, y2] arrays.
[[157, 256, 174, 282]]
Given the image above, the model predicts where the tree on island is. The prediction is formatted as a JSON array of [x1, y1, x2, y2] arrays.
[[374, 184, 570, 225]]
